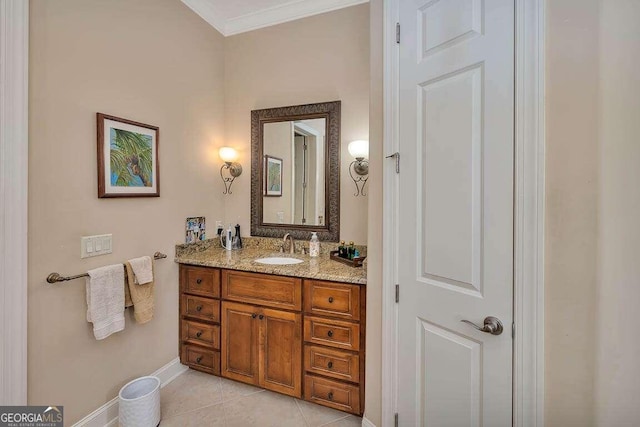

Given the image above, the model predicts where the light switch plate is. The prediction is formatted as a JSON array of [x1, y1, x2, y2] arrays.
[[81, 234, 113, 258]]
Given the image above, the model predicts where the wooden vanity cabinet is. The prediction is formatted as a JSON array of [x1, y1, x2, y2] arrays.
[[220, 300, 302, 397], [220, 301, 260, 385], [179, 265, 222, 375], [221, 269, 303, 398], [179, 266, 365, 416], [302, 279, 366, 415]]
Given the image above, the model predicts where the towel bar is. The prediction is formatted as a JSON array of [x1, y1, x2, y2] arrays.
[[46, 252, 167, 284]]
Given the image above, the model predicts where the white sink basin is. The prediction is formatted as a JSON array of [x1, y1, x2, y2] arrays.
[[254, 257, 304, 265]]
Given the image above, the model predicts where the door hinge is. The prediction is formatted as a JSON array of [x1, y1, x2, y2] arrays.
[[394, 413, 399, 427], [512, 322, 515, 339], [396, 23, 400, 44], [395, 284, 399, 303], [386, 152, 400, 173]]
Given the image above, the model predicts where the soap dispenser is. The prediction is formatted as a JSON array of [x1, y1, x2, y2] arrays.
[[309, 232, 320, 257]]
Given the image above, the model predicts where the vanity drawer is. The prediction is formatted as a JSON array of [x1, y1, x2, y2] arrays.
[[181, 294, 220, 323], [182, 344, 220, 375], [304, 345, 359, 383], [181, 265, 220, 298], [222, 270, 302, 311], [181, 319, 220, 349], [303, 280, 360, 321], [304, 317, 360, 351], [304, 374, 361, 415]]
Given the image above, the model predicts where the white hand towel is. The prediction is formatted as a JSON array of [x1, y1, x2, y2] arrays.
[[128, 256, 153, 285], [86, 264, 125, 340]]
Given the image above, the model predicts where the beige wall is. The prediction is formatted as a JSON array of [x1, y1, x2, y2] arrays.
[[223, 4, 370, 244], [546, 1, 640, 426], [28, 0, 225, 424], [595, 1, 640, 425], [544, 0, 599, 425]]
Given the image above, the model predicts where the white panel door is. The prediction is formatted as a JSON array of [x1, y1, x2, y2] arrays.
[[396, 0, 514, 425]]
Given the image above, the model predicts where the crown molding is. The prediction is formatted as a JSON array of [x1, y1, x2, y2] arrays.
[[180, 0, 226, 35], [182, 0, 369, 37], [225, 0, 369, 36]]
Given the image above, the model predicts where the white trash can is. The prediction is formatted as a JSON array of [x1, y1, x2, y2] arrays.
[[118, 376, 161, 427]]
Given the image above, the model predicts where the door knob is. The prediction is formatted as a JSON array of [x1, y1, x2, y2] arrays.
[[460, 316, 503, 336]]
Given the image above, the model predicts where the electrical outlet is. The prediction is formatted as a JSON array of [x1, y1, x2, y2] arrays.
[[216, 220, 223, 234], [81, 234, 113, 258]]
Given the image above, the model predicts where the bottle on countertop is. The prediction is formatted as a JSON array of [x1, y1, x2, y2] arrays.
[[234, 224, 243, 249], [225, 224, 233, 251], [338, 240, 346, 258], [348, 241, 355, 260], [309, 232, 320, 257]]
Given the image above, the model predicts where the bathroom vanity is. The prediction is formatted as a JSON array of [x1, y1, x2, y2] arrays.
[[176, 241, 366, 416]]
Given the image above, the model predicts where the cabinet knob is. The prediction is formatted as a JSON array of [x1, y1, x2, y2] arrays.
[[327, 392, 334, 401], [259, 314, 264, 320], [327, 330, 334, 338], [327, 361, 333, 369], [252, 313, 257, 319], [196, 331, 203, 338], [328, 297, 334, 303], [196, 305, 203, 312], [196, 356, 203, 364], [196, 278, 202, 284]]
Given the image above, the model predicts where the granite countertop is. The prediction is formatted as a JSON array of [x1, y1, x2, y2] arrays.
[[175, 238, 367, 285]]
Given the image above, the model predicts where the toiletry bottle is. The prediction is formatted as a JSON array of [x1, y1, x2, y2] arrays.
[[348, 241, 355, 260], [235, 224, 243, 249], [309, 232, 320, 257], [225, 224, 233, 251], [338, 240, 346, 258], [354, 248, 360, 259]]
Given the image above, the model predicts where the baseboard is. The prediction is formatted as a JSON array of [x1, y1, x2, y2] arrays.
[[361, 416, 376, 427], [72, 357, 188, 427]]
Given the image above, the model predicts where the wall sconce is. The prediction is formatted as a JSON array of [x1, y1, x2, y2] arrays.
[[348, 140, 369, 197], [219, 147, 242, 195]]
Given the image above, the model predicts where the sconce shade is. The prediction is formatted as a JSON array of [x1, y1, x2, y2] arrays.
[[348, 140, 369, 159], [219, 147, 238, 163]]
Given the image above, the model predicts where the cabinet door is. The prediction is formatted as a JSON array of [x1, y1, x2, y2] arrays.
[[221, 301, 259, 385], [259, 307, 302, 398]]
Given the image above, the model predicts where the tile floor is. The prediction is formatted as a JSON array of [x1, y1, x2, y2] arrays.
[[160, 369, 362, 427]]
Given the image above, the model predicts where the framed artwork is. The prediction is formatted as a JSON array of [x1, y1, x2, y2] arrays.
[[185, 217, 206, 243], [97, 113, 159, 198], [264, 155, 283, 197]]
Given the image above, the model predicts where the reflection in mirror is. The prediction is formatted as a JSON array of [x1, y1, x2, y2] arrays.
[[263, 119, 326, 226], [251, 101, 340, 241]]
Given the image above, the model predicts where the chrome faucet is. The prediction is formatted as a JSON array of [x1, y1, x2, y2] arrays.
[[282, 233, 295, 254]]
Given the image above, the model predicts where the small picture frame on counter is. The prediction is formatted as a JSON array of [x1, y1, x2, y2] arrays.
[[185, 217, 205, 243]]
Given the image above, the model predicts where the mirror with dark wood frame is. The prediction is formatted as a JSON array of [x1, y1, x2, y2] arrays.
[[251, 101, 341, 241]]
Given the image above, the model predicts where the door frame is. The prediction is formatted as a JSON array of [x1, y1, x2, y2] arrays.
[[381, 0, 545, 426], [0, 0, 29, 405]]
